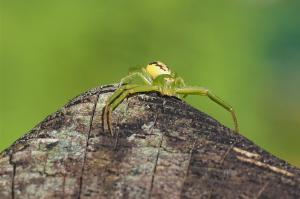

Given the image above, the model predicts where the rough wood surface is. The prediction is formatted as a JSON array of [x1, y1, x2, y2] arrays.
[[1, 84, 300, 199]]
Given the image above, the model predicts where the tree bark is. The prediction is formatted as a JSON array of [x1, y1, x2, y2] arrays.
[[1, 84, 300, 199]]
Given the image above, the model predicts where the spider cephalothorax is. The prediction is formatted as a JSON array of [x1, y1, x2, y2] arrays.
[[146, 61, 172, 79], [103, 61, 239, 135]]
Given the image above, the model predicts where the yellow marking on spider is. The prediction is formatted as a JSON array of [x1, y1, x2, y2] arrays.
[[146, 61, 171, 79]]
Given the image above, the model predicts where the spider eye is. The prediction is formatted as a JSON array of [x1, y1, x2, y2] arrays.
[[146, 61, 171, 79]]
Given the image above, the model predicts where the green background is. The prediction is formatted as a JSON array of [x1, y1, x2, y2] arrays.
[[1, 1, 300, 167]]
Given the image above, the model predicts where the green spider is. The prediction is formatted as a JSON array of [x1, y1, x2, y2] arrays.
[[103, 61, 239, 136]]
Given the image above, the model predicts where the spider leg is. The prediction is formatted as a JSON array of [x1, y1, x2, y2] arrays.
[[103, 84, 140, 135], [119, 71, 152, 87], [106, 85, 160, 136], [174, 76, 188, 99], [175, 87, 239, 132], [175, 76, 186, 87]]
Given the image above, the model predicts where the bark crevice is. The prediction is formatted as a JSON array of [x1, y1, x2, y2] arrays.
[[77, 93, 100, 199]]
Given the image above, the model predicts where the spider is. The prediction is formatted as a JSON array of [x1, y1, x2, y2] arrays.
[[103, 61, 239, 136]]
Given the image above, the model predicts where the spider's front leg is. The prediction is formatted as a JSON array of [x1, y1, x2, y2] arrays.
[[103, 84, 139, 135], [104, 85, 160, 136], [174, 76, 188, 98], [175, 87, 239, 132], [118, 70, 152, 87]]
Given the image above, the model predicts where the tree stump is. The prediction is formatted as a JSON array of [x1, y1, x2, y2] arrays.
[[1, 85, 300, 199]]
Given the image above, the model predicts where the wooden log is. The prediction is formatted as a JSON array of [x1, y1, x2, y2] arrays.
[[0, 84, 300, 199]]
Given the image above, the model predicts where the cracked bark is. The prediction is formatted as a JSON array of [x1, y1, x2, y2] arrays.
[[1, 84, 300, 199]]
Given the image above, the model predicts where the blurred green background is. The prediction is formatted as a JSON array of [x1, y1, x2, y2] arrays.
[[1, 0, 300, 166]]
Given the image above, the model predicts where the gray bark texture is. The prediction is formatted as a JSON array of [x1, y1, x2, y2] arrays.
[[1, 84, 300, 199]]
